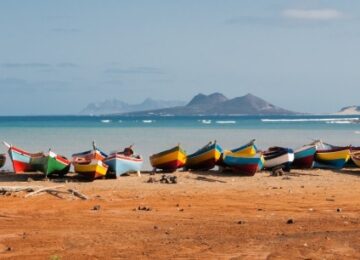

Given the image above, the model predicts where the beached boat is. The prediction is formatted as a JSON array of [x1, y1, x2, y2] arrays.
[[3, 141, 43, 173], [186, 141, 223, 170], [311, 140, 351, 169], [30, 150, 71, 177], [72, 142, 108, 180], [0, 154, 6, 168], [350, 151, 360, 168], [292, 145, 316, 169], [263, 147, 294, 171], [219, 139, 259, 166], [104, 146, 143, 177], [73, 158, 108, 180], [150, 145, 187, 172], [222, 152, 264, 176]]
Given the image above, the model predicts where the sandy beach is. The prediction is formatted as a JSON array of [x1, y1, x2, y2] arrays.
[[1, 169, 360, 259]]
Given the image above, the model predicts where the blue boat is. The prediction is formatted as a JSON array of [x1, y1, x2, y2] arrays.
[[223, 152, 264, 176], [104, 147, 143, 177]]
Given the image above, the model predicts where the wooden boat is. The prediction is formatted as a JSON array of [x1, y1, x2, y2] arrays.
[[222, 152, 264, 176], [73, 158, 108, 180], [72, 142, 108, 180], [263, 147, 294, 171], [311, 140, 351, 169], [3, 141, 43, 173], [292, 145, 316, 169], [350, 151, 360, 168], [219, 139, 258, 166], [30, 150, 71, 177], [186, 141, 223, 170], [104, 146, 143, 177], [0, 154, 6, 168], [150, 145, 187, 172]]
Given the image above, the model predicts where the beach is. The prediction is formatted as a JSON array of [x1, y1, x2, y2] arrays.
[[1, 169, 360, 259]]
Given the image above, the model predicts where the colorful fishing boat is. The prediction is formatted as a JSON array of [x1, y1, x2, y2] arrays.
[[104, 146, 143, 177], [186, 141, 223, 170], [292, 145, 316, 169], [263, 147, 294, 171], [150, 145, 187, 172], [72, 142, 108, 180], [3, 141, 43, 173], [219, 139, 259, 166], [0, 154, 6, 168], [30, 150, 71, 177], [311, 140, 351, 169], [73, 158, 108, 180], [222, 152, 264, 176]]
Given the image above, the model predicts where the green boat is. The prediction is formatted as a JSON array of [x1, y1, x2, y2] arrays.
[[31, 150, 71, 177]]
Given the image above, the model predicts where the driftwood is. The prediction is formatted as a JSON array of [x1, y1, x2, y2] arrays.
[[0, 185, 88, 200]]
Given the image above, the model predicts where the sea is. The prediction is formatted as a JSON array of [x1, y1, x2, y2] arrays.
[[0, 115, 359, 170]]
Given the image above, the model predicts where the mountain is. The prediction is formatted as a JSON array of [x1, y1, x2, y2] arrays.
[[123, 93, 297, 116], [80, 98, 186, 115], [335, 105, 360, 115]]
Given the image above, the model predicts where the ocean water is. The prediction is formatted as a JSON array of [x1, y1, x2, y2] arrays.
[[0, 115, 359, 170]]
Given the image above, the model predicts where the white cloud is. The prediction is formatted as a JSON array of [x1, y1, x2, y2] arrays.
[[283, 9, 344, 20]]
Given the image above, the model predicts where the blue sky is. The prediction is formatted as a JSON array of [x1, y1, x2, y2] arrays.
[[0, 0, 359, 115]]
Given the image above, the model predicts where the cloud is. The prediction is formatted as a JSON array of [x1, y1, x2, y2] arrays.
[[1, 63, 51, 68], [105, 66, 165, 75], [283, 9, 344, 20], [0, 77, 70, 92]]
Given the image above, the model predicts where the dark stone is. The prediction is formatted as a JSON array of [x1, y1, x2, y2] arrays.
[[287, 219, 294, 224], [92, 205, 101, 211], [337, 208, 342, 212]]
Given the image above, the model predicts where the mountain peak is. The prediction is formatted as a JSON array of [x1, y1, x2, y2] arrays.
[[187, 92, 228, 107]]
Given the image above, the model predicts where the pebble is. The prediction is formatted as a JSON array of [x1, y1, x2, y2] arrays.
[[92, 205, 101, 211], [337, 208, 342, 212], [153, 225, 158, 230], [237, 220, 245, 224], [287, 219, 294, 224]]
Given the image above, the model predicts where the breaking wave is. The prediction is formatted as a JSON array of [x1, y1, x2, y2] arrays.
[[261, 118, 359, 123], [215, 120, 236, 124]]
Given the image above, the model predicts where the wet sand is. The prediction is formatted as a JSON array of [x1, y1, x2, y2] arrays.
[[1, 169, 360, 259]]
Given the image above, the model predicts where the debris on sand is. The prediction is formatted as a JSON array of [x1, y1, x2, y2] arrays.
[[337, 208, 342, 212], [160, 175, 177, 184], [92, 205, 101, 211], [137, 206, 152, 211], [287, 219, 294, 224]]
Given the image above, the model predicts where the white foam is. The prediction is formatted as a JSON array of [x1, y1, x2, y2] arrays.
[[215, 120, 236, 124], [201, 120, 212, 124], [101, 119, 111, 123], [143, 120, 153, 123], [355, 131, 360, 134]]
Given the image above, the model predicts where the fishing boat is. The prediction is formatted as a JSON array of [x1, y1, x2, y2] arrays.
[[186, 141, 223, 170], [263, 147, 294, 171], [72, 142, 108, 180], [311, 140, 351, 169], [30, 150, 71, 177], [0, 154, 6, 168], [3, 141, 43, 173], [73, 158, 108, 180], [350, 151, 360, 168], [150, 145, 187, 172], [104, 146, 143, 177], [219, 139, 259, 166], [292, 145, 316, 169], [222, 152, 264, 176]]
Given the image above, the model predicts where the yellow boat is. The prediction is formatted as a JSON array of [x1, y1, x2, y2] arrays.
[[73, 158, 108, 180], [186, 141, 223, 170], [314, 148, 350, 169], [150, 145, 187, 172]]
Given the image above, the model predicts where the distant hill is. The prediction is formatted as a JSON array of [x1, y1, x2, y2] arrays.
[[81, 98, 186, 115], [335, 105, 360, 115], [122, 93, 297, 116]]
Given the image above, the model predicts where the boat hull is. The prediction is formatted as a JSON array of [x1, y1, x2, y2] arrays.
[[223, 153, 263, 176], [314, 149, 350, 169], [7, 146, 39, 173], [73, 160, 108, 180], [0, 154, 5, 168], [31, 152, 70, 176], [150, 146, 187, 171], [263, 147, 294, 170], [105, 154, 143, 177], [186, 143, 222, 170], [292, 145, 316, 169]]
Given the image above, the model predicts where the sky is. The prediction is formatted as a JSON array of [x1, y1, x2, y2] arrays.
[[0, 0, 359, 115]]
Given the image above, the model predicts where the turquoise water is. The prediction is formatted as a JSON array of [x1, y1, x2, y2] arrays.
[[0, 115, 359, 170]]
